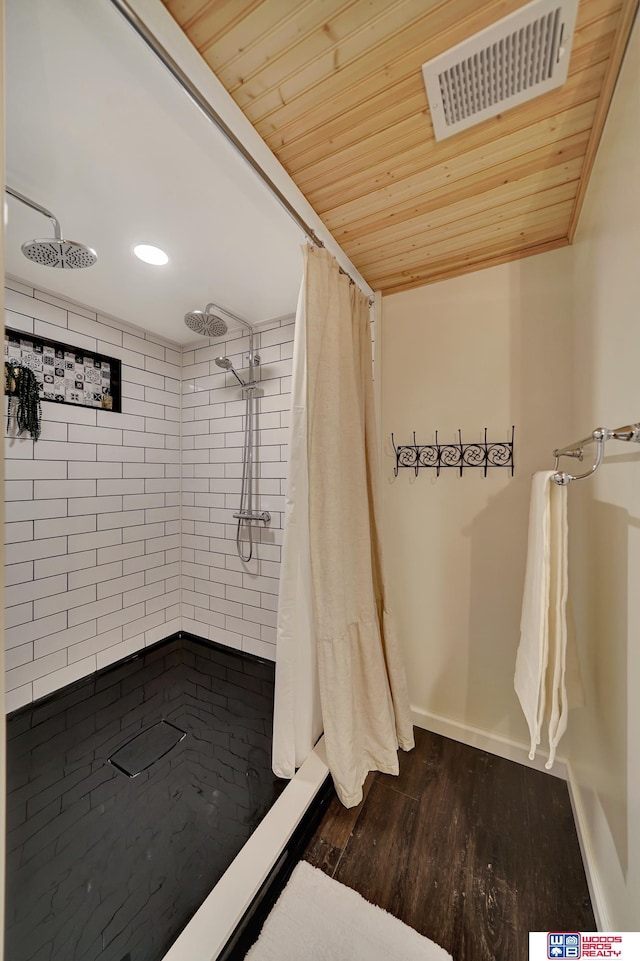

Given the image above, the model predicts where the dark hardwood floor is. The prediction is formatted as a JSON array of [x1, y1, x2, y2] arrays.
[[303, 727, 595, 961]]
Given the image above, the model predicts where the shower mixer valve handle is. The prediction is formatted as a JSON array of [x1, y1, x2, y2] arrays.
[[233, 510, 271, 526]]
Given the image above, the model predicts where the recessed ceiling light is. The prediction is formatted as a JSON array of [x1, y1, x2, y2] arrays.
[[133, 243, 169, 266]]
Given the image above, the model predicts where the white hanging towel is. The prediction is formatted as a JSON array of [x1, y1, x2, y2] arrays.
[[515, 470, 570, 770]]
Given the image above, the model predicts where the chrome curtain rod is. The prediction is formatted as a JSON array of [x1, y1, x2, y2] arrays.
[[108, 0, 323, 246], [109, 0, 371, 302], [552, 422, 640, 485]]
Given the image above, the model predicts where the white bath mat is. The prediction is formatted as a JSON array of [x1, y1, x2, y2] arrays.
[[244, 860, 452, 961]]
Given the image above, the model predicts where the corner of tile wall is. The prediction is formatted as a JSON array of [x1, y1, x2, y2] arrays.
[[181, 318, 294, 663], [4, 284, 294, 710]]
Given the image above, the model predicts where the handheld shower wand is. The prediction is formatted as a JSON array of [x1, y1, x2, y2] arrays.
[[214, 356, 246, 387]]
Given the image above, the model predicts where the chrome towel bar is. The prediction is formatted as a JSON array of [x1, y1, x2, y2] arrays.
[[552, 422, 640, 485]]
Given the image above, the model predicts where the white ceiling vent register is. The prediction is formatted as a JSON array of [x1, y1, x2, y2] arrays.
[[422, 0, 579, 141]]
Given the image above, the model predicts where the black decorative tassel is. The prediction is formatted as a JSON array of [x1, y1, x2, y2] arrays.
[[5, 361, 42, 441]]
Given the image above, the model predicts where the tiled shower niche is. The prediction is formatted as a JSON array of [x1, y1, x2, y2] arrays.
[[5, 326, 122, 411]]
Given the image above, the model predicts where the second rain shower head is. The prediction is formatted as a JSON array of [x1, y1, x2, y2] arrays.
[[184, 308, 229, 338], [184, 302, 257, 341], [187, 303, 258, 388]]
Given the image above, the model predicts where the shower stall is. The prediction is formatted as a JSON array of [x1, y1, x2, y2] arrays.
[[3, 289, 329, 961]]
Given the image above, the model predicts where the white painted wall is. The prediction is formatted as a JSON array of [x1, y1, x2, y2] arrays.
[[381, 251, 573, 748], [181, 320, 294, 660], [565, 19, 640, 930], [4, 279, 181, 711]]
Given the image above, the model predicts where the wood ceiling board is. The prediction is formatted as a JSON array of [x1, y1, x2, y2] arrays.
[[350, 206, 574, 284], [380, 237, 571, 295], [163, 0, 637, 292], [199, 0, 331, 60], [293, 60, 606, 195], [281, 36, 608, 175], [349, 212, 575, 286], [233, 0, 532, 129], [331, 134, 591, 242], [356, 204, 575, 284], [275, 86, 426, 167], [356, 199, 577, 276], [220, 0, 442, 106], [287, 6, 616, 176], [317, 100, 597, 225], [323, 148, 586, 257], [216, 0, 403, 92], [163, 0, 264, 46], [371, 222, 572, 285], [253, 0, 619, 147], [347, 164, 583, 259], [322, 133, 588, 259]]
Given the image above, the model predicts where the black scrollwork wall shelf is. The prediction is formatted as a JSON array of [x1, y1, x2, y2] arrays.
[[391, 427, 515, 478]]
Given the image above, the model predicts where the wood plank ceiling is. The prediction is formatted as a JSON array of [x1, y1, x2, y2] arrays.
[[162, 0, 638, 294]]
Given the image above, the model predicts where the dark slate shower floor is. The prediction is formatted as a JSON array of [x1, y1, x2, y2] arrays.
[[5, 635, 286, 961]]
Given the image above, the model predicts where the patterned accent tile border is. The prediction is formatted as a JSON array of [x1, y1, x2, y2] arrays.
[[5, 327, 121, 411]]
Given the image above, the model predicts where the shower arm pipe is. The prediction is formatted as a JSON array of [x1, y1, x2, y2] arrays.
[[5, 186, 62, 240], [108, 0, 374, 303], [205, 302, 255, 369], [552, 422, 640, 485]]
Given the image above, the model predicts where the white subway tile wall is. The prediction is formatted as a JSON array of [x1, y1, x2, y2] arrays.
[[181, 319, 294, 661], [4, 278, 297, 712], [4, 280, 181, 711]]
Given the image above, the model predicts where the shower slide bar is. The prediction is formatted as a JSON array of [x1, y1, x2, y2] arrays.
[[552, 422, 640, 485]]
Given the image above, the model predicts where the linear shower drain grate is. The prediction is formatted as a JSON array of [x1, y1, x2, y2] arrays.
[[108, 719, 187, 777]]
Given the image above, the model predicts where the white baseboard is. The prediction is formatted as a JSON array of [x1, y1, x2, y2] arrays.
[[411, 705, 569, 779], [565, 761, 609, 931], [411, 706, 607, 930]]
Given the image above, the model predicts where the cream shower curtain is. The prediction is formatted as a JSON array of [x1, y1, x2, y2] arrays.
[[273, 245, 414, 807]]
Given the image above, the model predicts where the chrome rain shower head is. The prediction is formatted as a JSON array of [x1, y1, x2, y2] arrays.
[[190, 303, 257, 388], [184, 301, 256, 339], [184, 308, 228, 338], [21, 238, 98, 269], [6, 186, 97, 269]]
